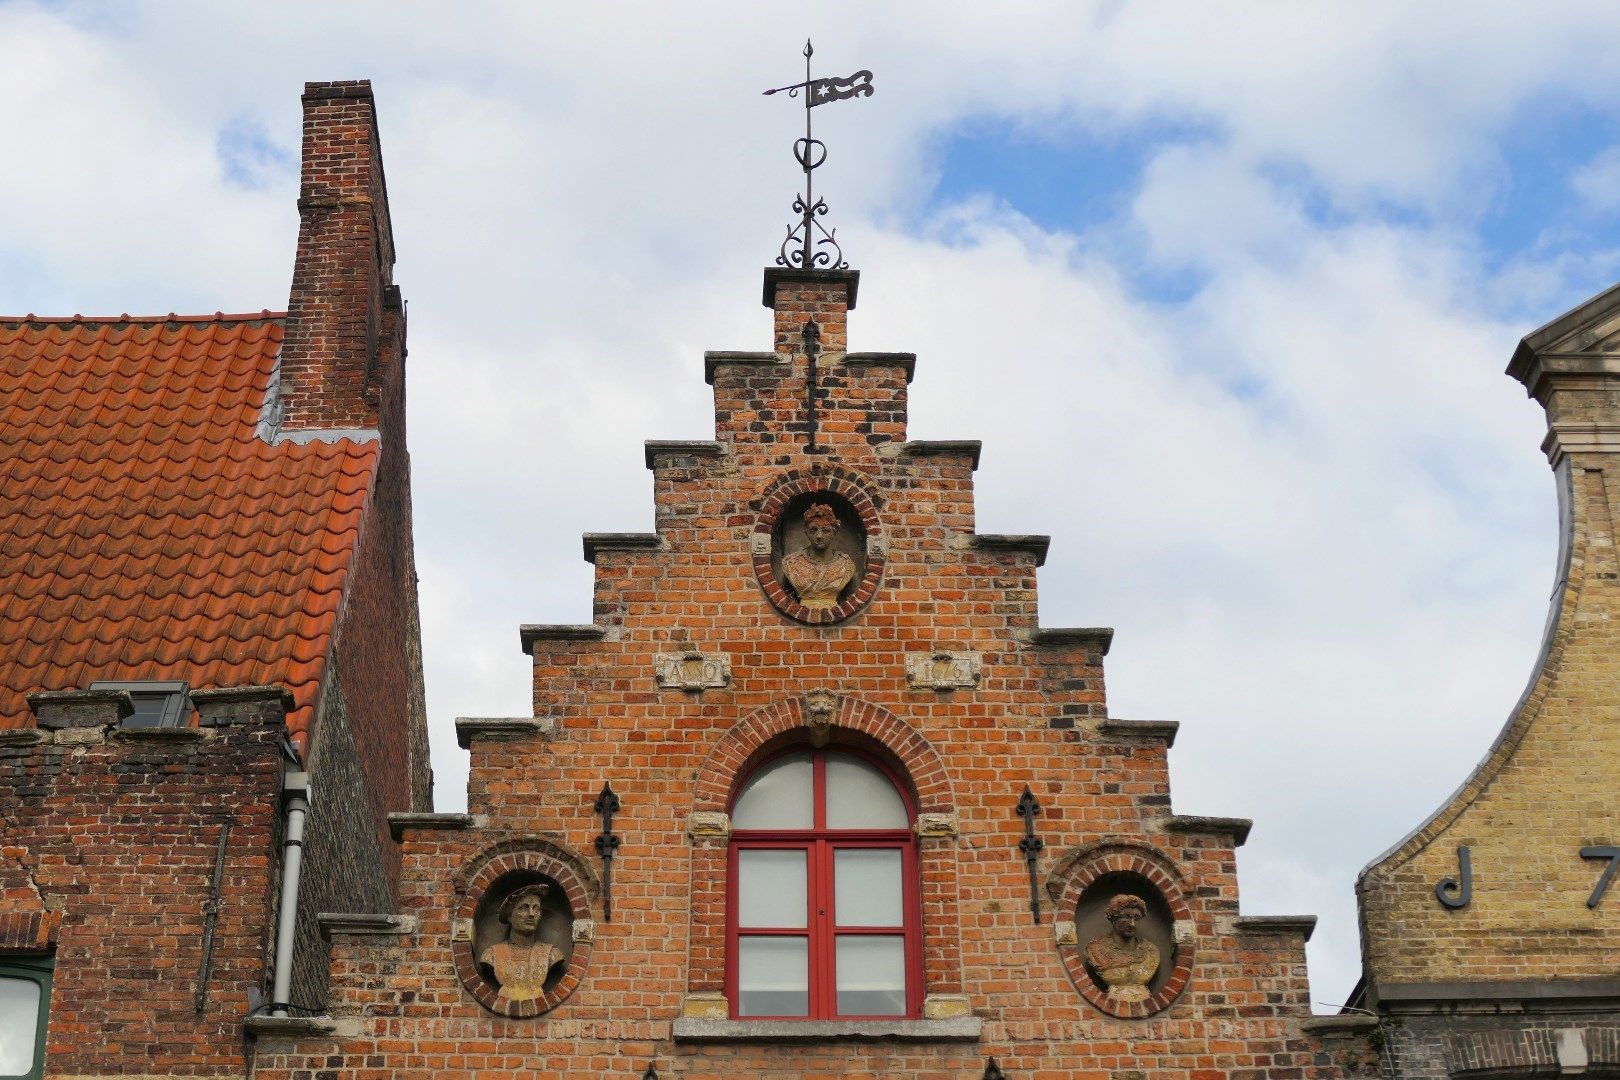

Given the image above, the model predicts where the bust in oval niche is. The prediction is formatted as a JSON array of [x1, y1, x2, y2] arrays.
[[1076, 874, 1176, 1007], [776, 495, 865, 612], [475, 877, 572, 1001]]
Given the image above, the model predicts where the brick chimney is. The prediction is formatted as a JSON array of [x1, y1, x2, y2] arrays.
[[277, 80, 397, 436]]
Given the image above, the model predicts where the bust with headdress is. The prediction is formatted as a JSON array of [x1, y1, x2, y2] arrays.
[[479, 883, 564, 1001], [1083, 893, 1160, 1002], [782, 502, 856, 610]]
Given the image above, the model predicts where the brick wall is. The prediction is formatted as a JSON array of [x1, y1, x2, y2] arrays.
[[0, 688, 285, 1077], [251, 271, 1371, 1078]]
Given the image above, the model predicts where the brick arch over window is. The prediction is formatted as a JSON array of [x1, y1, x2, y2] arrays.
[[693, 696, 952, 816], [687, 696, 963, 1005]]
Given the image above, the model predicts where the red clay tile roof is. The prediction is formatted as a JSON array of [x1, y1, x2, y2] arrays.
[[0, 313, 379, 747]]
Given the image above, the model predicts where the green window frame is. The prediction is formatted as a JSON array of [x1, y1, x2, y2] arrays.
[[0, 956, 51, 1080]]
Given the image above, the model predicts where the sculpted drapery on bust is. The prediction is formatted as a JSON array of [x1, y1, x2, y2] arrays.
[[1083, 893, 1161, 1002], [781, 502, 856, 610], [479, 883, 564, 1001]]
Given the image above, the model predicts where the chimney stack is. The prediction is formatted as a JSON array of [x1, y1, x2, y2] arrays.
[[277, 80, 397, 437]]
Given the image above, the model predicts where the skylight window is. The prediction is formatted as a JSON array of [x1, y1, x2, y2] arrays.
[[88, 681, 190, 728]]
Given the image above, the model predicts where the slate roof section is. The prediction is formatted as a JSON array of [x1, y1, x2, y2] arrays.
[[0, 313, 380, 747]]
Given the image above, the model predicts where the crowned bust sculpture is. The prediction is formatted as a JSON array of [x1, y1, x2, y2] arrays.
[[781, 502, 856, 610], [478, 883, 564, 1001], [1083, 893, 1160, 1002]]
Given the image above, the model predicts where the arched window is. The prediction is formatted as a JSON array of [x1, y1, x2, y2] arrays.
[[727, 747, 920, 1020]]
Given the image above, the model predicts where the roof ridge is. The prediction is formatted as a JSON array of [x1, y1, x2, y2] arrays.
[[0, 310, 287, 324]]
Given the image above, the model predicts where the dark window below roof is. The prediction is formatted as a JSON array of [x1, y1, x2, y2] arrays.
[[88, 681, 189, 728]]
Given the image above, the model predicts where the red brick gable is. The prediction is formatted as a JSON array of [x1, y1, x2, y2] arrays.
[[0, 313, 378, 747]]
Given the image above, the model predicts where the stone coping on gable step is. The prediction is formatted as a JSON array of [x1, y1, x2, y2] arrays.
[[968, 534, 1051, 566], [644, 440, 723, 469], [520, 623, 609, 654], [582, 532, 662, 563], [111, 726, 208, 744], [1162, 814, 1253, 847], [1097, 718, 1179, 747], [672, 1016, 981, 1043], [1026, 627, 1115, 655], [243, 1014, 347, 1038], [387, 812, 479, 842], [897, 440, 981, 469], [455, 716, 556, 749], [1299, 1014, 1380, 1035], [189, 684, 296, 709], [761, 266, 860, 309], [842, 352, 916, 384], [1234, 915, 1317, 941], [317, 912, 417, 940], [704, 350, 781, 385]]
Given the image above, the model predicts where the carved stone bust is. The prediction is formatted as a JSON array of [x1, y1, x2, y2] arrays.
[[478, 883, 565, 1001], [781, 502, 857, 610], [1083, 893, 1160, 1002]]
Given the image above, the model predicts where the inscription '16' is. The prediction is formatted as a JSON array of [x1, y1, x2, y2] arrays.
[[1433, 845, 1620, 910]]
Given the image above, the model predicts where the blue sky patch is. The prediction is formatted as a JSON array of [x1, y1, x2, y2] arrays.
[[217, 119, 295, 191]]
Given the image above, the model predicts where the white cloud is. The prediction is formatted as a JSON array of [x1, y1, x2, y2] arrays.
[[3, 0, 1615, 1013]]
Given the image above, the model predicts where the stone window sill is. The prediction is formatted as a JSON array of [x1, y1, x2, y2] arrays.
[[671, 1017, 981, 1043]]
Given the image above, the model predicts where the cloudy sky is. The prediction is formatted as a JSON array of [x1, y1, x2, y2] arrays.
[[8, 1, 1620, 1008]]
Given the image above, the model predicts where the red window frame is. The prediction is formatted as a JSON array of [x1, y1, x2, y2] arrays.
[[725, 746, 923, 1020]]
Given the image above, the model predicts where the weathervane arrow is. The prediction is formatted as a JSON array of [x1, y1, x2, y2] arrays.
[[763, 40, 874, 271]]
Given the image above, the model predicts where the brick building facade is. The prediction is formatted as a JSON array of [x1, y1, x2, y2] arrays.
[[28, 72, 1616, 1080], [246, 262, 1377, 1076], [1353, 285, 1620, 1077], [0, 80, 428, 1077]]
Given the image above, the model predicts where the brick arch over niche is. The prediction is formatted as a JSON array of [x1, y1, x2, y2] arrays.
[[752, 464, 886, 624], [1047, 838, 1196, 1019], [452, 838, 598, 1019], [686, 695, 964, 1003]]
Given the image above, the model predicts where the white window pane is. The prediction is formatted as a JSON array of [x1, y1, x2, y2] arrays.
[[835, 935, 906, 1016], [0, 977, 40, 1075], [825, 753, 907, 829], [732, 751, 813, 830], [738, 850, 807, 928], [737, 937, 808, 1017], [834, 849, 903, 926]]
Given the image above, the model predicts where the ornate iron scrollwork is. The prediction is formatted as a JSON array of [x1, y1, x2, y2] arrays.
[[1016, 786, 1044, 923], [594, 782, 622, 921], [762, 40, 874, 271]]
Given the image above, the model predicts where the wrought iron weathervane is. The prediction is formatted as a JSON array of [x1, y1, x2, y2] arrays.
[[763, 40, 874, 271]]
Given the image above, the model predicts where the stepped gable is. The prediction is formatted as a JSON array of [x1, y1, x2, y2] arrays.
[[254, 268, 1373, 1078], [0, 312, 378, 747]]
